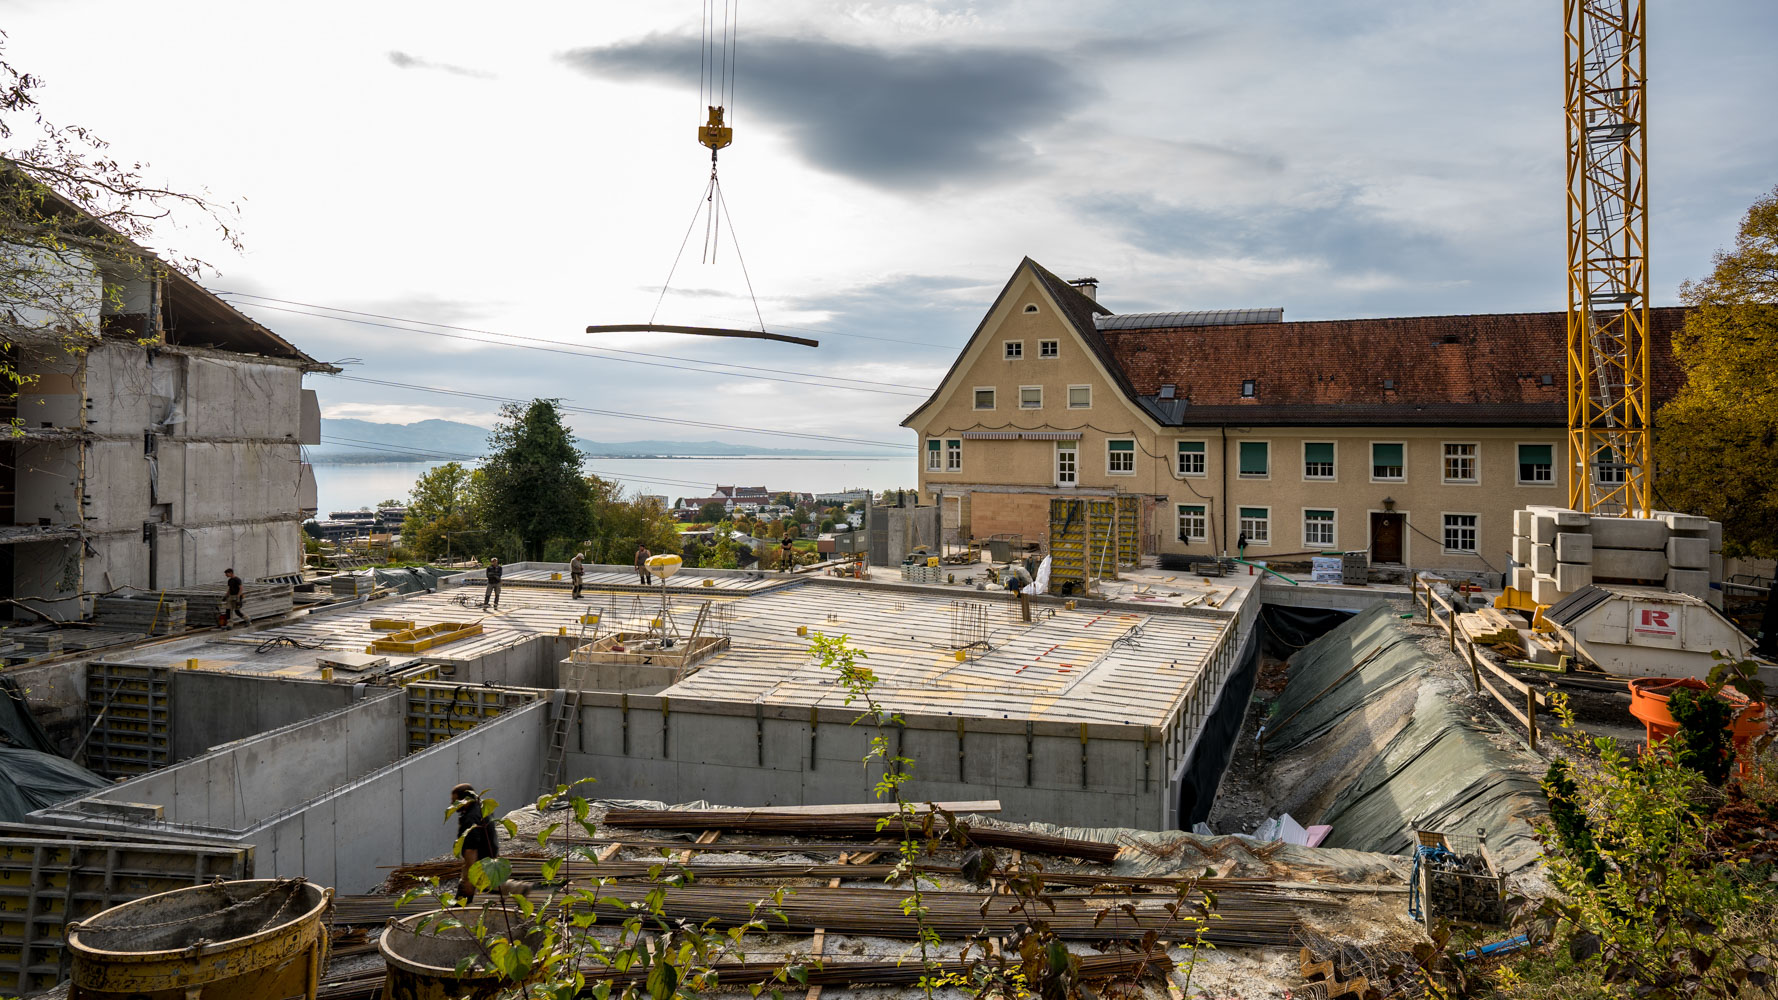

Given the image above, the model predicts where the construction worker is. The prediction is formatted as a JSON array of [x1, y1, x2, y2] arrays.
[[1005, 563, 1033, 622], [448, 783, 500, 904], [1236, 531, 1249, 560], [222, 568, 252, 627], [780, 533, 795, 571], [482, 558, 503, 610], [635, 544, 652, 586], [570, 552, 585, 599]]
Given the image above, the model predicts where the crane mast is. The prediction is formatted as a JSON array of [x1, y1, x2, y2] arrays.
[[1565, 0, 1652, 516]]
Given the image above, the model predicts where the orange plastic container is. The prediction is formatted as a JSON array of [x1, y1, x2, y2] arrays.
[[1627, 677, 1768, 751]]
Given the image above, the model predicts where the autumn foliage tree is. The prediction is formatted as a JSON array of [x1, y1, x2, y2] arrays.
[[1654, 185, 1778, 558]]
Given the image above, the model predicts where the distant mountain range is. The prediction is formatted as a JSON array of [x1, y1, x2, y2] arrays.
[[309, 418, 876, 463]]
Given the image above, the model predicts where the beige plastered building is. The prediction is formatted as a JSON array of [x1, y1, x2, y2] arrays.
[[902, 259, 1684, 578]]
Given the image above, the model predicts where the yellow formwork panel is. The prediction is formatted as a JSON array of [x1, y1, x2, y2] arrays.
[[372, 621, 483, 653], [370, 618, 415, 631]]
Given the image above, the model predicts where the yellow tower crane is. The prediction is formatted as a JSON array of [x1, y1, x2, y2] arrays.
[[1564, 0, 1652, 516]]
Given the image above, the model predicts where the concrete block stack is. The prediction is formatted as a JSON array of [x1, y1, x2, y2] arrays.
[[1507, 506, 1722, 608]]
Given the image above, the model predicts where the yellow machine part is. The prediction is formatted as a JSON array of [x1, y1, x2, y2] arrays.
[[1494, 588, 1557, 632], [372, 622, 483, 654], [698, 106, 732, 151]]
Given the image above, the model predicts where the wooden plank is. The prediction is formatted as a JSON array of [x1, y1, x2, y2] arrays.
[[689, 800, 1001, 817], [1476, 670, 1533, 733]]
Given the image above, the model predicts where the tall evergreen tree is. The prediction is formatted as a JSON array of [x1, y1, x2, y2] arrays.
[[476, 400, 592, 561]]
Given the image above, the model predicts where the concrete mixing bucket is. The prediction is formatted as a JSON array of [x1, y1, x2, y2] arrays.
[[66, 878, 332, 999], [379, 905, 547, 1000]]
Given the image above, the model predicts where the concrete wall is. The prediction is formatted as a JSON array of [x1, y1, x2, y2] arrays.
[[561, 698, 1169, 829], [77, 692, 408, 829], [169, 672, 359, 761], [438, 634, 577, 688], [38, 694, 550, 893]]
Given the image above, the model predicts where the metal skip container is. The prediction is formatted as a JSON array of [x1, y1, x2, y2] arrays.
[[66, 878, 333, 999], [378, 905, 546, 1000]]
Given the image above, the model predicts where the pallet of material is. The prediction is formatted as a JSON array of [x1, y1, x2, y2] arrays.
[[1457, 608, 1521, 647], [172, 583, 295, 625], [94, 595, 190, 635]]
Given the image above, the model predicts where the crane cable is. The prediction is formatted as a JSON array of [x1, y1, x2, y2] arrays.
[[648, 1, 765, 333]]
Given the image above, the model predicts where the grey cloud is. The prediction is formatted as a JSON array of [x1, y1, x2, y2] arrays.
[[1075, 192, 1551, 317], [562, 35, 1087, 189], [387, 50, 494, 79]]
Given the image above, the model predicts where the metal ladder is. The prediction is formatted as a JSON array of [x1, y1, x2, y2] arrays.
[[544, 690, 581, 792]]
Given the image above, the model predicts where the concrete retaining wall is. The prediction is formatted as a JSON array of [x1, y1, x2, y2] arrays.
[[169, 672, 359, 761]]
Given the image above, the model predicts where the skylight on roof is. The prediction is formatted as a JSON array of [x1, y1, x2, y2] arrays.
[[1159, 384, 1176, 399], [1240, 379, 1256, 398]]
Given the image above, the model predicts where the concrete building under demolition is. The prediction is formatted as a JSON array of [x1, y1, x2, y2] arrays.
[[2, 191, 329, 617]]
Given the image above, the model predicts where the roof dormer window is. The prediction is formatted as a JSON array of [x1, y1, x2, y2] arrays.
[[1240, 379, 1256, 398]]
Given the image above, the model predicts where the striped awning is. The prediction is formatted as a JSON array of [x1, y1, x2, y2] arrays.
[[958, 430, 1082, 441]]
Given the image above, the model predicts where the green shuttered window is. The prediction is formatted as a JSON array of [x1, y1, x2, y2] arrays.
[[1518, 444, 1554, 484], [1304, 442, 1334, 478], [1372, 442, 1404, 479], [1238, 441, 1268, 477]]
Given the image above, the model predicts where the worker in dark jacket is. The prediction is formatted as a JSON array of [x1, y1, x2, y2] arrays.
[[780, 533, 796, 571], [223, 568, 252, 626], [635, 544, 652, 585], [449, 782, 500, 903], [482, 558, 503, 610]]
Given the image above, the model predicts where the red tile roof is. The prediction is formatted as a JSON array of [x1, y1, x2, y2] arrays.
[[1101, 307, 1686, 427]]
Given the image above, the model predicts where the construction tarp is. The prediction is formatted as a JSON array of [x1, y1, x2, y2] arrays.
[[0, 747, 109, 823], [1263, 604, 1549, 871], [0, 677, 59, 755], [1261, 604, 1423, 754]]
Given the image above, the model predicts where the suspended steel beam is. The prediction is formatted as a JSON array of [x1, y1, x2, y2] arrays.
[[1565, 0, 1652, 516], [585, 323, 818, 348]]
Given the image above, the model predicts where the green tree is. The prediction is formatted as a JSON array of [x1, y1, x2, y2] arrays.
[[475, 400, 592, 561], [697, 500, 727, 524], [1654, 185, 1778, 557], [402, 462, 479, 561], [578, 474, 681, 565]]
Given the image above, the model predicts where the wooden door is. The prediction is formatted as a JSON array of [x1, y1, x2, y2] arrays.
[[1370, 512, 1404, 563]]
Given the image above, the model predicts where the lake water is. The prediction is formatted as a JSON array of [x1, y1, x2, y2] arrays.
[[313, 457, 920, 516]]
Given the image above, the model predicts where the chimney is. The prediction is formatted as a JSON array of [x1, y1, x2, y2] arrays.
[[1067, 277, 1098, 301]]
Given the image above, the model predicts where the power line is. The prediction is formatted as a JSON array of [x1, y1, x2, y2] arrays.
[[215, 289, 957, 354], [321, 373, 915, 452], [216, 295, 933, 398]]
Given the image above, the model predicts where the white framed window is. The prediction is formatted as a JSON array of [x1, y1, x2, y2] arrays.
[[1443, 442, 1478, 483], [1238, 506, 1270, 545], [1237, 440, 1269, 479], [1303, 509, 1336, 548], [1177, 504, 1207, 542], [945, 439, 961, 472], [1039, 339, 1059, 358], [1067, 385, 1090, 408], [1003, 341, 1023, 360], [1517, 443, 1555, 485], [973, 387, 995, 410], [1107, 439, 1135, 475], [1442, 513, 1478, 553], [1303, 442, 1335, 480], [926, 439, 942, 471], [1055, 443, 1077, 486], [1019, 385, 1042, 409], [1176, 440, 1206, 477], [1371, 442, 1405, 481]]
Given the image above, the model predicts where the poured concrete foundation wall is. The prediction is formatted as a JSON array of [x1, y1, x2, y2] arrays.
[[563, 700, 1167, 829], [36, 693, 551, 892], [169, 672, 359, 761], [76, 692, 408, 829], [438, 634, 577, 688]]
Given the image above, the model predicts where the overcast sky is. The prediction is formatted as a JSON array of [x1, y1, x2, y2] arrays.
[[5, 1, 1774, 453]]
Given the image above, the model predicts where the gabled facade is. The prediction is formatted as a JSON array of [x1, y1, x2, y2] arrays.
[[903, 259, 1686, 576]]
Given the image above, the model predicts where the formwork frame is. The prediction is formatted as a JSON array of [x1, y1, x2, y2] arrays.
[[83, 662, 171, 778], [0, 837, 251, 993]]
